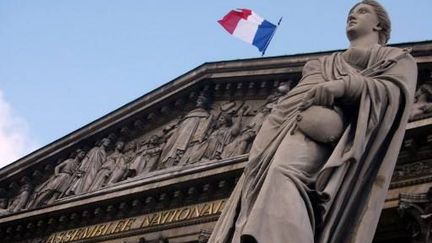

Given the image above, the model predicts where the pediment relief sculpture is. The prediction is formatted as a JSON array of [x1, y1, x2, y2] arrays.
[[410, 81, 432, 121], [0, 86, 289, 214]]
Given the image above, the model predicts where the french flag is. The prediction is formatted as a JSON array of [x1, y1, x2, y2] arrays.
[[218, 9, 279, 55]]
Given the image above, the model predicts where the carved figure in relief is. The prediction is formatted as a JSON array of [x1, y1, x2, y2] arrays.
[[89, 141, 125, 191], [0, 197, 9, 216], [29, 149, 86, 208], [209, 1, 417, 243], [223, 84, 291, 158], [107, 141, 136, 184], [181, 110, 243, 164], [7, 178, 32, 213], [222, 106, 270, 158], [159, 93, 212, 168], [66, 138, 111, 195], [409, 82, 432, 121], [129, 135, 163, 177], [203, 112, 242, 160]]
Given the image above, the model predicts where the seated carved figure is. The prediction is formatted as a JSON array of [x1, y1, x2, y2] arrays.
[[209, 1, 417, 243]]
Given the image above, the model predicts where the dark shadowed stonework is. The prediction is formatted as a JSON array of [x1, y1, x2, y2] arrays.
[[0, 40, 431, 243]]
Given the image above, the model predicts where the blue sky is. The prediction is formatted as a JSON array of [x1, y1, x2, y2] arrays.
[[0, 0, 431, 166]]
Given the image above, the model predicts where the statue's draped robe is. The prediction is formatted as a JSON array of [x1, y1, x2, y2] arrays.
[[160, 108, 211, 167], [31, 157, 79, 207], [89, 150, 123, 191], [130, 145, 162, 175], [204, 125, 238, 160], [69, 146, 107, 195], [208, 45, 417, 243], [108, 152, 130, 184]]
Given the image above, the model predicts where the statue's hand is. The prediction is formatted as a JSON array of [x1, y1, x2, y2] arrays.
[[299, 80, 345, 110]]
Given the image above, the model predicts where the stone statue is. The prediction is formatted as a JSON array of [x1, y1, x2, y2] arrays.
[[66, 138, 111, 195], [89, 141, 125, 191], [159, 93, 213, 168], [409, 82, 432, 121], [209, 1, 418, 243], [129, 135, 163, 177], [29, 149, 86, 208]]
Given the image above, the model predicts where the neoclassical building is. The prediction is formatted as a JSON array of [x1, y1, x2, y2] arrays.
[[0, 41, 432, 243]]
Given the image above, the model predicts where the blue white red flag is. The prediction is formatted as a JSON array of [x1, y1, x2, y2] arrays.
[[218, 9, 280, 55]]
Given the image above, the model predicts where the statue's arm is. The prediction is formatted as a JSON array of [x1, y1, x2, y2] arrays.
[[300, 52, 417, 110], [231, 110, 244, 136], [299, 59, 346, 109], [54, 160, 68, 175]]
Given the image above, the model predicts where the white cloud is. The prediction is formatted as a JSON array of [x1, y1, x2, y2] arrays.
[[0, 90, 38, 169]]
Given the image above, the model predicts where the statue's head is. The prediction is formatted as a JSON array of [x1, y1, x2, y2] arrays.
[[218, 113, 233, 127], [0, 198, 7, 209], [125, 141, 137, 152], [347, 0, 391, 45], [76, 149, 86, 160], [149, 135, 160, 144], [195, 92, 210, 108], [101, 138, 111, 147], [115, 141, 125, 151]]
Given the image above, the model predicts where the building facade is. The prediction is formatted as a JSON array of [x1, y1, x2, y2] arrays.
[[0, 41, 432, 243]]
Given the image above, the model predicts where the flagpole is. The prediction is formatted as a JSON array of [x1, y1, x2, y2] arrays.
[[261, 17, 283, 56]]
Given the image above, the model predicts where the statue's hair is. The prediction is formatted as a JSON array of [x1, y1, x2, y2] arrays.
[[350, 0, 391, 45]]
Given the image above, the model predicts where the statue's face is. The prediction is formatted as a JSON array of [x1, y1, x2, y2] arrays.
[[150, 135, 158, 144], [346, 3, 380, 41], [125, 142, 136, 152], [218, 115, 226, 126], [77, 151, 85, 160], [102, 138, 111, 147], [0, 199, 6, 208], [116, 142, 125, 150], [196, 97, 205, 107]]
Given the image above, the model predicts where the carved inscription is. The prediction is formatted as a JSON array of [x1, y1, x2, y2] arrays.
[[46, 199, 225, 243]]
